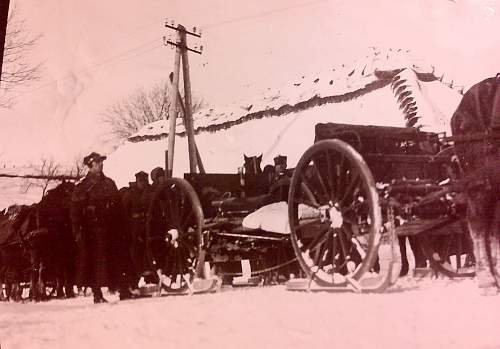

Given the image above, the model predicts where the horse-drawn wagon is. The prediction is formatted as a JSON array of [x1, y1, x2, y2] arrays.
[[145, 122, 474, 294], [145, 163, 302, 293]]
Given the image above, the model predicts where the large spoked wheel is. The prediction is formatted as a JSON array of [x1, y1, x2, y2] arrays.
[[146, 178, 205, 293], [288, 139, 382, 288], [420, 222, 475, 278]]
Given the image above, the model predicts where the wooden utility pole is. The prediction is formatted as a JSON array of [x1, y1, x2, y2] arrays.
[[166, 33, 181, 178], [169, 72, 205, 173], [0, 0, 11, 83], [164, 21, 203, 178]]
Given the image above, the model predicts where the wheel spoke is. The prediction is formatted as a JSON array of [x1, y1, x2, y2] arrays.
[[165, 192, 177, 224], [304, 227, 330, 253], [325, 150, 337, 199], [312, 159, 330, 201], [292, 218, 324, 233], [340, 171, 361, 206], [312, 238, 328, 269], [172, 188, 182, 224], [336, 155, 346, 194], [337, 227, 350, 264], [181, 210, 194, 231], [298, 175, 323, 207]]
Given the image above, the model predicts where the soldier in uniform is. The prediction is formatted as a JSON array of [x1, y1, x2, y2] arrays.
[[70, 152, 130, 303], [124, 171, 151, 287], [451, 74, 500, 295], [273, 155, 287, 179], [150, 167, 166, 192], [269, 155, 289, 202], [147, 167, 172, 284]]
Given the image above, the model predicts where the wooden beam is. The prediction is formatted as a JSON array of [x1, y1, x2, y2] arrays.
[[168, 73, 205, 174], [180, 28, 199, 174], [166, 27, 182, 178]]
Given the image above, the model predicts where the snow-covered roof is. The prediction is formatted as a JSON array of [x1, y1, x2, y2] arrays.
[[106, 49, 464, 188], [129, 48, 463, 142]]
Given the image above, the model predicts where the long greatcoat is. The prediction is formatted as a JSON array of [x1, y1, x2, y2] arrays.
[[450, 75, 500, 292], [70, 172, 126, 289], [121, 184, 152, 283]]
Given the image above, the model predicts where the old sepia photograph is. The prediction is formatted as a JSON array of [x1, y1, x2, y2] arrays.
[[1, 0, 500, 348]]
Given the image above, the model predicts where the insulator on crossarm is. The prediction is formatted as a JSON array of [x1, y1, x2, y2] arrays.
[[193, 26, 197, 33], [199, 29, 203, 37], [200, 45, 203, 52]]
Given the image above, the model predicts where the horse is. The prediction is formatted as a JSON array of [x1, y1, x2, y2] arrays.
[[243, 154, 263, 175], [0, 205, 35, 301], [26, 181, 76, 300], [450, 75, 500, 294]]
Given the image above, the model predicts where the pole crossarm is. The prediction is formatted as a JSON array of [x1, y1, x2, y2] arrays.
[[165, 22, 202, 38], [164, 40, 203, 55]]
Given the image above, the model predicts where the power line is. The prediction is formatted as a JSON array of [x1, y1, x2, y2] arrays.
[[9, 0, 331, 99], [11, 37, 163, 99], [203, 0, 329, 30]]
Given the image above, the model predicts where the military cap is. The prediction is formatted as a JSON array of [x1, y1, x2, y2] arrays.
[[135, 171, 149, 180], [150, 167, 165, 181], [273, 155, 287, 166], [83, 152, 107, 167]]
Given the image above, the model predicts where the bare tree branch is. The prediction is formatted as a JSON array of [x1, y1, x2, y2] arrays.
[[1, 5, 42, 108], [23, 157, 61, 196], [101, 80, 205, 140], [68, 154, 86, 179]]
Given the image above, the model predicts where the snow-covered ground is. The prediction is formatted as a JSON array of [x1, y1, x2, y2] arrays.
[[1, 277, 499, 349]]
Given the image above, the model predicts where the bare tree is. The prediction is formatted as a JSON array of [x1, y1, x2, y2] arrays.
[[1, 5, 42, 108], [102, 81, 205, 140], [23, 157, 61, 196], [67, 154, 86, 179]]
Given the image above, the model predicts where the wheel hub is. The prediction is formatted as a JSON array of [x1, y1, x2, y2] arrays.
[[167, 228, 179, 247], [328, 205, 343, 229]]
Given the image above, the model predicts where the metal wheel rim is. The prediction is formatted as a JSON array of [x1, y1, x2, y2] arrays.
[[288, 139, 382, 287]]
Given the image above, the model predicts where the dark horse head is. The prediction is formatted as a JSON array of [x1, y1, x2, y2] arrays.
[[38, 181, 75, 215], [243, 154, 263, 175]]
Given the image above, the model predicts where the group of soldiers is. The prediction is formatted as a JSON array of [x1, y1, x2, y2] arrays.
[[69, 152, 290, 303], [70, 152, 166, 303]]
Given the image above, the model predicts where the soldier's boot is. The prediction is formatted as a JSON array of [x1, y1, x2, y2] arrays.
[[473, 237, 498, 296], [92, 287, 108, 304]]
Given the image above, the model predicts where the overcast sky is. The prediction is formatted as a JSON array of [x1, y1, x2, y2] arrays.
[[0, 0, 498, 165]]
